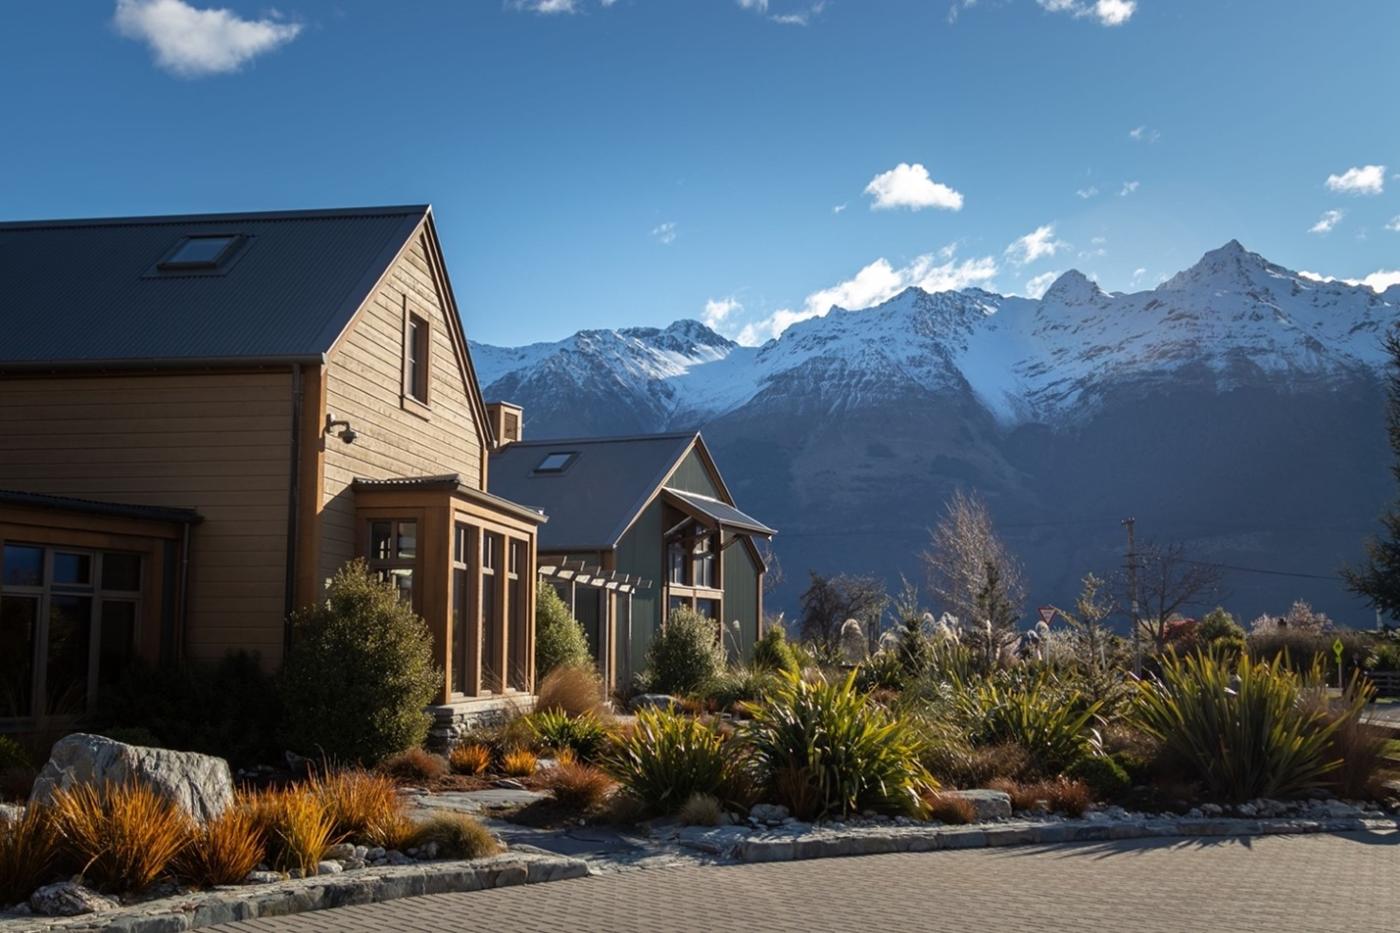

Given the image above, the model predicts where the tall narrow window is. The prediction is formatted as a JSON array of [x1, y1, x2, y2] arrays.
[[452, 523, 474, 696], [405, 314, 430, 404], [480, 533, 500, 692], [507, 540, 527, 691], [694, 532, 716, 589], [368, 519, 416, 604]]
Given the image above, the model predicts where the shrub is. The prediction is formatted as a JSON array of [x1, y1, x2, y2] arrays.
[[1302, 676, 1391, 800], [1064, 755, 1132, 801], [244, 787, 335, 876], [50, 780, 192, 892], [0, 736, 32, 773], [854, 651, 906, 693], [742, 671, 933, 820], [544, 760, 616, 811], [501, 748, 538, 777], [953, 673, 1102, 775], [0, 804, 58, 904], [279, 561, 441, 765], [535, 584, 593, 678], [379, 747, 449, 784], [1367, 637, 1400, 673], [1132, 652, 1351, 802], [312, 769, 408, 848], [535, 663, 608, 718], [604, 708, 744, 815], [989, 777, 1091, 817], [753, 625, 799, 675], [407, 813, 499, 859], [175, 806, 264, 888], [923, 792, 976, 825], [527, 710, 611, 762], [696, 667, 777, 713], [641, 607, 725, 695], [449, 743, 492, 776], [677, 792, 725, 827]]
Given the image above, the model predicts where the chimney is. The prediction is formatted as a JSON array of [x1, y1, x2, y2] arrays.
[[485, 401, 523, 449]]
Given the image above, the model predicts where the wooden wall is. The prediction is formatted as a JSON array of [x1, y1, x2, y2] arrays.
[[0, 371, 293, 664], [319, 232, 487, 586]]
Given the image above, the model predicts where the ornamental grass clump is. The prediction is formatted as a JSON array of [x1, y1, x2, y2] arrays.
[[953, 672, 1102, 776], [379, 747, 450, 783], [0, 804, 59, 904], [742, 671, 934, 820], [407, 813, 499, 859], [49, 780, 192, 893], [1132, 652, 1352, 803], [534, 663, 609, 718], [604, 708, 745, 816], [501, 748, 538, 777], [449, 743, 493, 776], [311, 769, 409, 848], [175, 805, 265, 888], [527, 710, 611, 762], [923, 792, 976, 825], [244, 786, 335, 876], [543, 759, 616, 811]]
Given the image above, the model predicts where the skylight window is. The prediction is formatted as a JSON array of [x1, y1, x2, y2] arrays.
[[159, 235, 240, 270], [534, 452, 577, 474]]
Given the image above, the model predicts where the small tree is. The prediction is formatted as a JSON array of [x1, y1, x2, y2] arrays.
[[969, 561, 1019, 667], [280, 560, 441, 764], [535, 582, 593, 677], [1344, 329, 1400, 619], [797, 572, 888, 655], [922, 489, 1026, 626], [1054, 572, 1117, 673], [1129, 542, 1225, 650], [891, 576, 932, 679], [642, 606, 725, 695]]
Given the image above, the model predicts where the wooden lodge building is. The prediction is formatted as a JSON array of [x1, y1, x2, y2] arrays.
[[0, 206, 545, 735]]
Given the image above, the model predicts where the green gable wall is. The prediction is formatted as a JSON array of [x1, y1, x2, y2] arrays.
[[613, 498, 663, 679], [663, 449, 721, 498], [723, 534, 761, 660]]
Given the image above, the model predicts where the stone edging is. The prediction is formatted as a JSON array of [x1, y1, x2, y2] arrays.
[[0, 852, 589, 933], [735, 815, 1400, 862]]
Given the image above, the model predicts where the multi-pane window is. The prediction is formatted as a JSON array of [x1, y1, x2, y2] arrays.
[[0, 543, 140, 720], [667, 539, 689, 585], [507, 540, 527, 691], [368, 519, 416, 604], [452, 523, 473, 694], [481, 532, 500, 692], [405, 315, 430, 404], [694, 533, 716, 589]]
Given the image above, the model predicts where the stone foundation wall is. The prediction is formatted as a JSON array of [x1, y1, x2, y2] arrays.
[[426, 695, 535, 749]]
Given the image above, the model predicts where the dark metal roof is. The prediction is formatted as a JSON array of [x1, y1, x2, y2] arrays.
[[351, 474, 548, 525], [0, 489, 202, 524], [0, 205, 429, 370], [665, 489, 776, 537]]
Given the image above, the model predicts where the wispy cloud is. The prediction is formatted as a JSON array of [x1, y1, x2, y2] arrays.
[[1075, 186, 1099, 199], [113, 0, 301, 77], [1299, 268, 1400, 292], [737, 0, 826, 26], [651, 221, 677, 245], [733, 247, 997, 345], [1386, 215, 1400, 232], [702, 297, 743, 329], [1036, 0, 1136, 26], [1006, 224, 1067, 265], [864, 163, 964, 212], [1023, 271, 1060, 299], [1119, 180, 1140, 196], [833, 203, 848, 214], [1309, 209, 1344, 235], [1325, 164, 1386, 196], [1129, 124, 1160, 143]]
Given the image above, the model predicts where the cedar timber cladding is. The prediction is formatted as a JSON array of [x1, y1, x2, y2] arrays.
[[318, 229, 489, 586], [0, 371, 293, 663]]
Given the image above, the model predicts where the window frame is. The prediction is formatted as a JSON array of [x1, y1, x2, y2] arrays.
[[401, 300, 433, 416], [366, 518, 418, 608], [661, 520, 723, 633]]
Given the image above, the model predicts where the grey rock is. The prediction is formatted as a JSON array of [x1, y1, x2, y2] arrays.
[[629, 693, 678, 711], [493, 778, 527, 791], [1200, 803, 1224, 817], [316, 860, 343, 875], [29, 882, 119, 917], [749, 803, 790, 823], [244, 870, 283, 885], [364, 846, 387, 861], [0, 802, 23, 823], [1235, 802, 1258, 818], [324, 842, 356, 861], [945, 789, 1012, 821], [386, 850, 413, 866], [30, 732, 233, 823]]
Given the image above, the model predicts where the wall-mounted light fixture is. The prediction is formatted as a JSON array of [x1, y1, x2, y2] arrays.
[[325, 412, 358, 444]]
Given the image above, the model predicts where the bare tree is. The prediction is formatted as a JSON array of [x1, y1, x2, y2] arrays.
[[921, 489, 1026, 626], [798, 572, 888, 655], [1128, 542, 1225, 650]]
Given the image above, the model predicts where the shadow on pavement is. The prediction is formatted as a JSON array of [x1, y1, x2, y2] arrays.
[[991, 829, 1400, 862]]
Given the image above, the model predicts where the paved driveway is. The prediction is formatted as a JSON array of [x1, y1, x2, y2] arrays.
[[210, 830, 1399, 933]]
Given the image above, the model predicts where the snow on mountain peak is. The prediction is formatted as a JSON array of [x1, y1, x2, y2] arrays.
[[1041, 269, 1105, 305]]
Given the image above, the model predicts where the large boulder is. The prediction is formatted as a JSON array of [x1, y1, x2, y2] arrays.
[[945, 789, 1012, 822], [29, 733, 233, 823], [29, 882, 119, 917]]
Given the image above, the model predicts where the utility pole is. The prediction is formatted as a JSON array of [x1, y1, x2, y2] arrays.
[[1122, 517, 1141, 677]]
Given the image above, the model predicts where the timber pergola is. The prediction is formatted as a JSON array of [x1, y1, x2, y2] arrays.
[[539, 559, 651, 690]]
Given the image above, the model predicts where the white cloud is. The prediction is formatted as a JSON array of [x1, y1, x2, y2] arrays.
[[1299, 268, 1400, 292], [702, 297, 742, 329], [1309, 209, 1344, 235], [1005, 224, 1067, 265], [113, 0, 301, 77], [1130, 266, 1148, 286], [733, 248, 998, 345], [1075, 186, 1099, 199], [1023, 271, 1059, 300], [651, 221, 677, 245], [1119, 180, 1140, 196], [864, 163, 964, 212], [1386, 215, 1400, 232], [833, 202, 847, 214], [1325, 164, 1386, 196], [1129, 124, 1160, 143], [1035, 0, 1135, 26], [737, 0, 826, 25]]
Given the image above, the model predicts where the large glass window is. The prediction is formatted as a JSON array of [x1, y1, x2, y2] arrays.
[[0, 543, 141, 720], [481, 532, 500, 692], [452, 523, 474, 695], [368, 519, 416, 604], [507, 540, 527, 691]]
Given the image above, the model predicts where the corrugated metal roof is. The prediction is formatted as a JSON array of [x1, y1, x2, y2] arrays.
[[665, 489, 776, 537], [351, 474, 548, 525], [0, 489, 201, 524], [0, 205, 428, 368], [487, 433, 698, 550]]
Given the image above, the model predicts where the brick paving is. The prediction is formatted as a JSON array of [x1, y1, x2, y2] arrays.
[[209, 830, 1399, 933]]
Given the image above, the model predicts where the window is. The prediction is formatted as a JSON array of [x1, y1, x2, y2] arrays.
[[481, 533, 501, 692], [507, 540, 527, 691], [452, 523, 474, 695], [694, 533, 716, 589], [533, 452, 576, 474], [368, 519, 416, 604], [667, 539, 689, 585], [405, 314, 430, 404], [503, 411, 520, 443], [0, 543, 141, 720], [159, 235, 240, 270]]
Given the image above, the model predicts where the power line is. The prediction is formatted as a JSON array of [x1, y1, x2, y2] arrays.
[[1176, 558, 1344, 583]]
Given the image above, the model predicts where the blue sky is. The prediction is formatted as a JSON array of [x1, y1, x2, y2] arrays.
[[3, 0, 1399, 346]]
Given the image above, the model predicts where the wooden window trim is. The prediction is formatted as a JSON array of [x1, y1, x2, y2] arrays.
[[401, 300, 432, 419]]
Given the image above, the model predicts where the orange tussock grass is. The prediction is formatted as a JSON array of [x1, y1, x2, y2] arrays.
[[501, 748, 538, 777], [0, 803, 59, 903], [924, 793, 977, 825], [378, 747, 449, 784], [534, 664, 608, 718], [988, 777, 1092, 817], [49, 780, 192, 892], [244, 786, 336, 876], [544, 760, 616, 811], [311, 769, 409, 849], [448, 744, 492, 776], [175, 805, 265, 887]]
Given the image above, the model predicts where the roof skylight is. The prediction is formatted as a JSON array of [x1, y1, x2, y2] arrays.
[[159, 235, 240, 270], [534, 451, 577, 474]]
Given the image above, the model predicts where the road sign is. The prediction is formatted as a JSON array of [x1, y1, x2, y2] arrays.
[[1038, 606, 1056, 626], [1332, 638, 1344, 663]]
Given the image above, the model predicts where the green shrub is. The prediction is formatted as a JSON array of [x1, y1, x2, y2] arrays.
[[0, 736, 31, 773], [695, 666, 777, 712], [953, 672, 1102, 775], [1367, 636, 1400, 673], [535, 584, 592, 678], [641, 607, 725, 696], [603, 708, 745, 815], [527, 710, 611, 762], [407, 813, 499, 859], [1064, 754, 1132, 801], [1132, 652, 1353, 802], [753, 624, 800, 675], [87, 652, 281, 767], [854, 651, 906, 693], [742, 671, 933, 820], [279, 561, 441, 765]]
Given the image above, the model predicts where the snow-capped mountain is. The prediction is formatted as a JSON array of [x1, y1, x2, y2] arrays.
[[472, 242, 1398, 624]]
